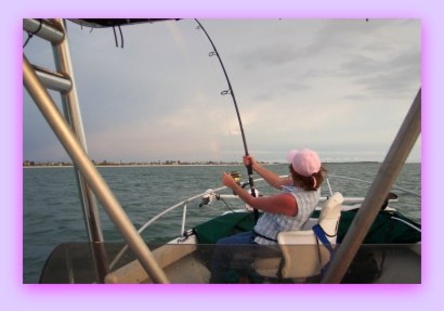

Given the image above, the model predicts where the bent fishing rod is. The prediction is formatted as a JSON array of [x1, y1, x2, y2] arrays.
[[195, 19, 259, 221]]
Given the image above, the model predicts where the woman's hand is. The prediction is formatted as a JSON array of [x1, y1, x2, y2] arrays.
[[221, 171, 239, 189], [243, 155, 257, 168]]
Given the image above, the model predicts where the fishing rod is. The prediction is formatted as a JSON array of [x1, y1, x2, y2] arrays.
[[195, 19, 259, 221]]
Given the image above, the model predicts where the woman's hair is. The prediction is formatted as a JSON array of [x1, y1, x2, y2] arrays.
[[289, 165, 327, 191]]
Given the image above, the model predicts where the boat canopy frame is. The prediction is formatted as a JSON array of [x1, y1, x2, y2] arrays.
[[23, 18, 170, 284]]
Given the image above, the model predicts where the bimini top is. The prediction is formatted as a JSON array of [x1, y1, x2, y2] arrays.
[[69, 19, 180, 28]]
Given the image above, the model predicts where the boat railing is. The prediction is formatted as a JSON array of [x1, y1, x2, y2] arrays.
[[108, 174, 418, 270]]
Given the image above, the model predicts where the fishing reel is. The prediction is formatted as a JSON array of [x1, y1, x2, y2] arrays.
[[198, 171, 260, 210], [230, 170, 251, 189], [229, 170, 242, 195]]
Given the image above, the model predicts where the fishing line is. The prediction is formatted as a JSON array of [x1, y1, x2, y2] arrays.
[[194, 19, 259, 221]]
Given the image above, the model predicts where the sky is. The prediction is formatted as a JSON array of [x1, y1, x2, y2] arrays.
[[23, 19, 420, 163]]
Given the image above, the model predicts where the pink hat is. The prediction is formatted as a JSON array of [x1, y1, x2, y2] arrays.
[[287, 148, 321, 177]]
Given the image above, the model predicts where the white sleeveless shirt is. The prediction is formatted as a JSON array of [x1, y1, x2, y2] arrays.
[[253, 185, 320, 245]]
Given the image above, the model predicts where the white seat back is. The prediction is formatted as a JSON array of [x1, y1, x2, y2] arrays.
[[277, 192, 343, 278], [318, 192, 343, 243]]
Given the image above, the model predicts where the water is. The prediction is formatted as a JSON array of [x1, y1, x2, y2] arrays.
[[23, 163, 421, 283]]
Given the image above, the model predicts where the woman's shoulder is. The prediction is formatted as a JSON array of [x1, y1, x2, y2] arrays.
[[283, 185, 320, 198]]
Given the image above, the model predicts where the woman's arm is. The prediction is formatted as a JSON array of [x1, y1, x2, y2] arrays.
[[245, 156, 292, 190], [222, 171, 297, 217]]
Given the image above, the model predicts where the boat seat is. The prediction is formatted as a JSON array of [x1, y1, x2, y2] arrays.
[[252, 192, 343, 281]]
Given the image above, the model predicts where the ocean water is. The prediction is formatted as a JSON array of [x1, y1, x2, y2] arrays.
[[23, 163, 421, 283]]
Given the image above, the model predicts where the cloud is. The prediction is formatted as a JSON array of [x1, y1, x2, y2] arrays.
[[23, 19, 421, 163]]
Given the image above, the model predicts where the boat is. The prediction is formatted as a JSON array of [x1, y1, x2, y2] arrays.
[[23, 18, 421, 284]]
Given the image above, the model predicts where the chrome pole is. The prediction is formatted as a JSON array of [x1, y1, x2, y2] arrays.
[[181, 203, 188, 235], [51, 19, 108, 282], [33, 65, 72, 93], [23, 19, 64, 44]]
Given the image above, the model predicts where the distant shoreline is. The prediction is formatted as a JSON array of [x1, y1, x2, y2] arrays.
[[23, 161, 420, 169], [24, 163, 252, 168]]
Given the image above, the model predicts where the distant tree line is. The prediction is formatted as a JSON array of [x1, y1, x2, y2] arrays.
[[23, 160, 275, 167]]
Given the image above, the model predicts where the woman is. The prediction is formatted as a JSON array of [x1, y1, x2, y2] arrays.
[[210, 148, 327, 283]]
